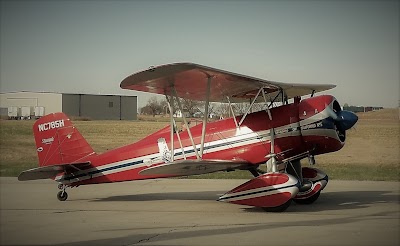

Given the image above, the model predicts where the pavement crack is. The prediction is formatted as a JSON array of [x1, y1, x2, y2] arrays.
[[164, 224, 199, 235], [53, 210, 78, 214], [130, 234, 160, 245]]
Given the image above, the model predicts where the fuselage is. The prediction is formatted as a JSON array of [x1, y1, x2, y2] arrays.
[[57, 95, 347, 186]]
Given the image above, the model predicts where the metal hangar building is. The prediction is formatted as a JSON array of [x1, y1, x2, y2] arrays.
[[0, 91, 138, 120]]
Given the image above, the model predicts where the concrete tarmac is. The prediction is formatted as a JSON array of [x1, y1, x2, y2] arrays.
[[0, 177, 399, 246]]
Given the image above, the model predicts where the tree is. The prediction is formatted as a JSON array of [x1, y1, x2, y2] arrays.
[[165, 98, 204, 117], [209, 103, 230, 119], [180, 98, 204, 117], [159, 99, 168, 115], [233, 102, 250, 115], [143, 96, 163, 117], [140, 105, 152, 115]]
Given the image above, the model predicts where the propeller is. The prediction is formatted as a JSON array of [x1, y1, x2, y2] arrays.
[[325, 105, 339, 120], [325, 105, 358, 131], [335, 110, 358, 130], [323, 103, 358, 142]]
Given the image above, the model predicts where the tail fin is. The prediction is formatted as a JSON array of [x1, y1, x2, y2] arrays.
[[33, 112, 96, 167]]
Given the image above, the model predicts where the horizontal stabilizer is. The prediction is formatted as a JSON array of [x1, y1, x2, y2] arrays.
[[18, 162, 91, 181], [139, 159, 250, 176]]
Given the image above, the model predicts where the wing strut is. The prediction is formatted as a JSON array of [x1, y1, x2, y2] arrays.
[[166, 94, 187, 160], [172, 87, 201, 160], [262, 89, 279, 173], [261, 89, 273, 121], [174, 120, 186, 160], [234, 86, 281, 173], [238, 86, 282, 126], [167, 75, 215, 160], [168, 91, 175, 162], [238, 87, 262, 126], [226, 96, 238, 128], [199, 76, 212, 158]]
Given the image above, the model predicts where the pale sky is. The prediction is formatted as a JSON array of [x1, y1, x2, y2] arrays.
[[1, 0, 399, 108]]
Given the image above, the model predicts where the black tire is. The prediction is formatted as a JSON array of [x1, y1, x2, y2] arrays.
[[294, 191, 320, 204], [57, 191, 68, 201], [262, 199, 292, 212]]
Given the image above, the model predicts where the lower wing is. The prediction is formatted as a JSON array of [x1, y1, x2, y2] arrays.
[[139, 159, 252, 176]]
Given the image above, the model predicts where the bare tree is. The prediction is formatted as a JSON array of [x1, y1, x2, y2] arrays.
[[209, 102, 230, 119], [233, 102, 250, 115], [159, 98, 169, 115], [180, 98, 204, 117], [143, 96, 163, 117]]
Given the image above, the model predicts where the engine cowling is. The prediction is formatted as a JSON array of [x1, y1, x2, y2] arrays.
[[298, 95, 358, 155]]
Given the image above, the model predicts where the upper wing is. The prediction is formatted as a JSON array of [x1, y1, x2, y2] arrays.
[[120, 63, 335, 102], [18, 162, 91, 181], [139, 159, 251, 176]]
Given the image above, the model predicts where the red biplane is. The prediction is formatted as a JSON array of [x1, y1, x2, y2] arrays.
[[18, 63, 358, 212]]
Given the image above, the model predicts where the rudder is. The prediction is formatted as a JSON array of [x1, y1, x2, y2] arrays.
[[33, 113, 96, 167]]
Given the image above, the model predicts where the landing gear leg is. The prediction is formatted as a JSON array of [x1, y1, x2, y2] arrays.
[[57, 184, 68, 201], [286, 160, 303, 183], [288, 163, 328, 205], [286, 160, 314, 191]]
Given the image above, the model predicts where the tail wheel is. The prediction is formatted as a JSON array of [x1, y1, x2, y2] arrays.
[[57, 191, 68, 201], [262, 199, 292, 212], [294, 191, 320, 204]]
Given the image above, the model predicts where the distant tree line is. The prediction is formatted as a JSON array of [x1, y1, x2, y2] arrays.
[[343, 104, 383, 113], [142, 97, 386, 118], [140, 96, 262, 118], [140, 96, 204, 117]]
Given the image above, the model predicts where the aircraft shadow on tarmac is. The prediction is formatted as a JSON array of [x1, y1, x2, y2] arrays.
[[50, 190, 400, 246], [90, 190, 399, 213], [91, 190, 222, 202], [57, 189, 399, 246]]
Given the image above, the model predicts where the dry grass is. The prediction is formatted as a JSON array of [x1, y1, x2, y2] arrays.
[[73, 121, 168, 153], [0, 120, 37, 176], [317, 109, 399, 167], [0, 108, 399, 180], [0, 120, 168, 176]]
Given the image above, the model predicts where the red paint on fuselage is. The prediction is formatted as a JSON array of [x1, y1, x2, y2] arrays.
[[66, 95, 343, 186]]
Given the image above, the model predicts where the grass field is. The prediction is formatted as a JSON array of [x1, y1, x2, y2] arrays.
[[0, 109, 399, 181]]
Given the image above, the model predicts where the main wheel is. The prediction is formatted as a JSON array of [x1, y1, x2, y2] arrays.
[[262, 199, 292, 212], [294, 191, 320, 204], [57, 191, 68, 201]]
